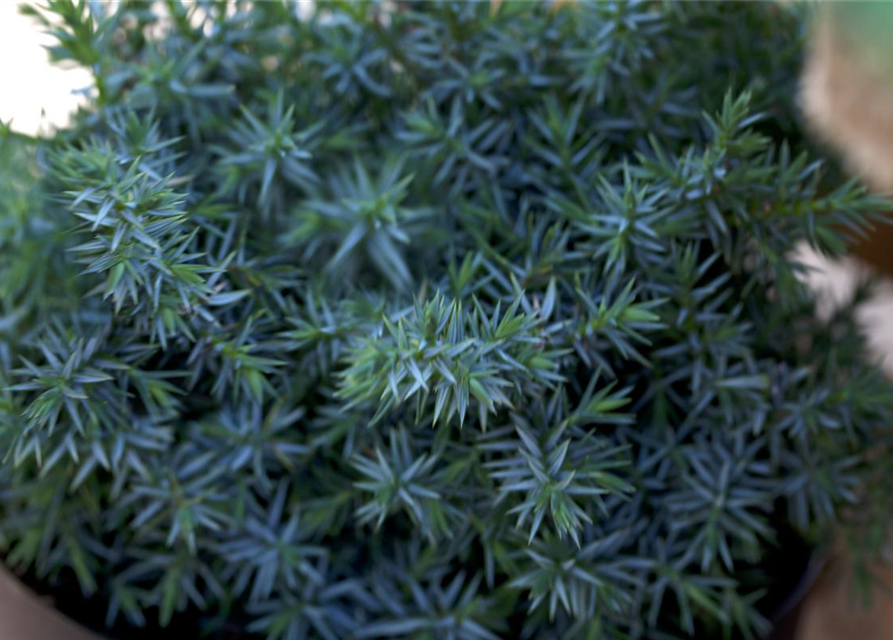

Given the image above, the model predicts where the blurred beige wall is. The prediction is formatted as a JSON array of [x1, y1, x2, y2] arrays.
[[0, 2, 90, 135]]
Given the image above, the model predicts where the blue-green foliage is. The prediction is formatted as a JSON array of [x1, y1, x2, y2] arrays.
[[1, 1, 893, 638]]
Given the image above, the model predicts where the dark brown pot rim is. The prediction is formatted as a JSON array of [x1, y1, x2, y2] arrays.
[[767, 555, 829, 640]]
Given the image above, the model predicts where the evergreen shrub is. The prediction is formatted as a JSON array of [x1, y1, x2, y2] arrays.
[[2, 1, 893, 638]]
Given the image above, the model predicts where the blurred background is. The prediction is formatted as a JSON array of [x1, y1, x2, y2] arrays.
[[0, 2, 90, 136]]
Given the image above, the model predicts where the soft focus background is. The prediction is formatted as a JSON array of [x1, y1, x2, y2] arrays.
[[0, 2, 90, 136]]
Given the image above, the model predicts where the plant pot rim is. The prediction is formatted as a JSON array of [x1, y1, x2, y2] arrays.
[[0, 565, 100, 640]]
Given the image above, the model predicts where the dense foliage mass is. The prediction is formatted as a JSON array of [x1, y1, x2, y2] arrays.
[[2, 1, 893, 638]]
